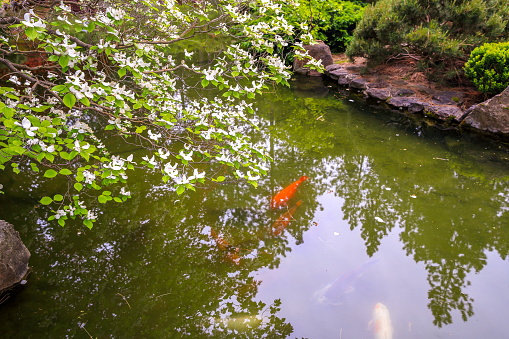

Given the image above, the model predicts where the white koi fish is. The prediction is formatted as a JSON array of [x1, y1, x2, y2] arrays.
[[370, 303, 393, 339]]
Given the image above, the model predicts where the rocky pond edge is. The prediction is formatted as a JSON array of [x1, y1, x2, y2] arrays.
[[324, 63, 509, 140], [295, 42, 509, 141]]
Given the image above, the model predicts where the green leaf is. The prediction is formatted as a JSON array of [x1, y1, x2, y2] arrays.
[[63, 93, 76, 109], [59, 168, 72, 175], [86, 22, 96, 32], [201, 79, 209, 87], [59, 54, 70, 68], [25, 27, 38, 40], [9, 145, 26, 155], [29, 163, 39, 172], [43, 169, 58, 178], [53, 194, 64, 202], [176, 185, 185, 195], [74, 182, 83, 191], [118, 67, 127, 77], [98, 195, 108, 203], [84, 219, 93, 229], [52, 84, 68, 92], [58, 218, 66, 227], [216, 176, 226, 182], [40, 196, 53, 205], [135, 126, 147, 133], [60, 151, 70, 160], [80, 97, 90, 106]]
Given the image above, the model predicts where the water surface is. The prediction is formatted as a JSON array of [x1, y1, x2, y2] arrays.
[[1, 75, 508, 338]]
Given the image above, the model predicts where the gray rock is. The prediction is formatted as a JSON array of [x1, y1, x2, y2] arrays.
[[392, 88, 415, 97], [327, 68, 350, 81], [365, 88, 391, 101], [337, 73, 355, 86], [350, 78, 369, 90], [432, 91, 464, 105], [293, 41, 333, 76], [387, 97, 426, 113], [425, 105, 464, 121], [325, 64, 343, 73], [0, 220, 30, 293], [461, 86, 509, 135]]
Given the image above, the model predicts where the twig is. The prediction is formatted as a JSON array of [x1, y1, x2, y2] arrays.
[[116, 293, 131, 309]]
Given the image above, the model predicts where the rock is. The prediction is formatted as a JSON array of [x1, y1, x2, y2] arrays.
[[326, 68, 350, 81], [350, 78, 369, 90], [387, 97, 426, 113], [365, 88, 391, 101], [293, 41, 333, 76], [432, 91, 464, 105], [461, 86, 509, 135], [425, 105, 464, 121], [392, 88, 415, 97], [325, 64, 343, 73], [0, 220, 30, 293]]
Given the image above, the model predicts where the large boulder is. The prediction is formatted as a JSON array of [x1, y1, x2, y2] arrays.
[[0, 220, 30, 293], [293, 41, 333, 76], [461, 86, 509, 135]]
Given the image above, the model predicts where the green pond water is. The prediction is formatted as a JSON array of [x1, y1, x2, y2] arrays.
[[1, 75, 509, 338]]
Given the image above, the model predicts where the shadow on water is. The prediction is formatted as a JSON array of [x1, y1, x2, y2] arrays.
[[0, 74, 508, 337]]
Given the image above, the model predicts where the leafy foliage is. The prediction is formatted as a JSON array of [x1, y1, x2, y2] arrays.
[[0, 0, 322, 228], [282, 0, 366, 53], [464, 42, 509, 94], [347, 0, 509, 65]]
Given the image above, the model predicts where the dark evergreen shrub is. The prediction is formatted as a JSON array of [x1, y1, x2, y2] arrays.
[[346, 0, 509, 65]]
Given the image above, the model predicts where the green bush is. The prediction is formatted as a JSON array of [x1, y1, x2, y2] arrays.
[[464, 42, 509, 94], [283, 0, 366, 52], [346, 0, 509, 65]]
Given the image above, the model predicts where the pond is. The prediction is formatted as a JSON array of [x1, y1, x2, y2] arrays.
[[1, 74, 509, 338]]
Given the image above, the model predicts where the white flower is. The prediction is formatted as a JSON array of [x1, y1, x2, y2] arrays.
[[83, 170, 96, 184], [54, 209, 66, 219], [142, 155, 157, 166], [179, 150, 193, 161], [175, 176, 190, 185], [148, 130, 162, 141], [74, 139, 82, 152], [163, 162, 178, 178], [159, 148, 170, 159], [120, 187, 131, 196], [184, 49, 194, 58], [87, 210, 97, 220], [22, 10, 46, 29], [189, 168, 205, 180], [20, 117, 38, 137], [9, 75, 21, 85], [247, 171, 260, 181]]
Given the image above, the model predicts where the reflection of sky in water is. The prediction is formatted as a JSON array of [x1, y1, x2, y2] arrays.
[[254, 190, 509, 338]]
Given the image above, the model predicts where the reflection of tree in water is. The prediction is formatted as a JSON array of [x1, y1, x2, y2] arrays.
[[0, 169, 302, 337], [257, 86, 509, 328]]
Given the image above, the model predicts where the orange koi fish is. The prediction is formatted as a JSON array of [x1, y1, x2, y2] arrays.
[[270, 176, 309, 209], [210, 228, 241, 265], [272, 200, 302, 236]]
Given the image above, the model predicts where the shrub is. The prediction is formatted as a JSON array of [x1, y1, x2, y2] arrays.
[[346, 0, 509, 66], [464, 42, 509, 94], [283, 0, 366, 53]]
